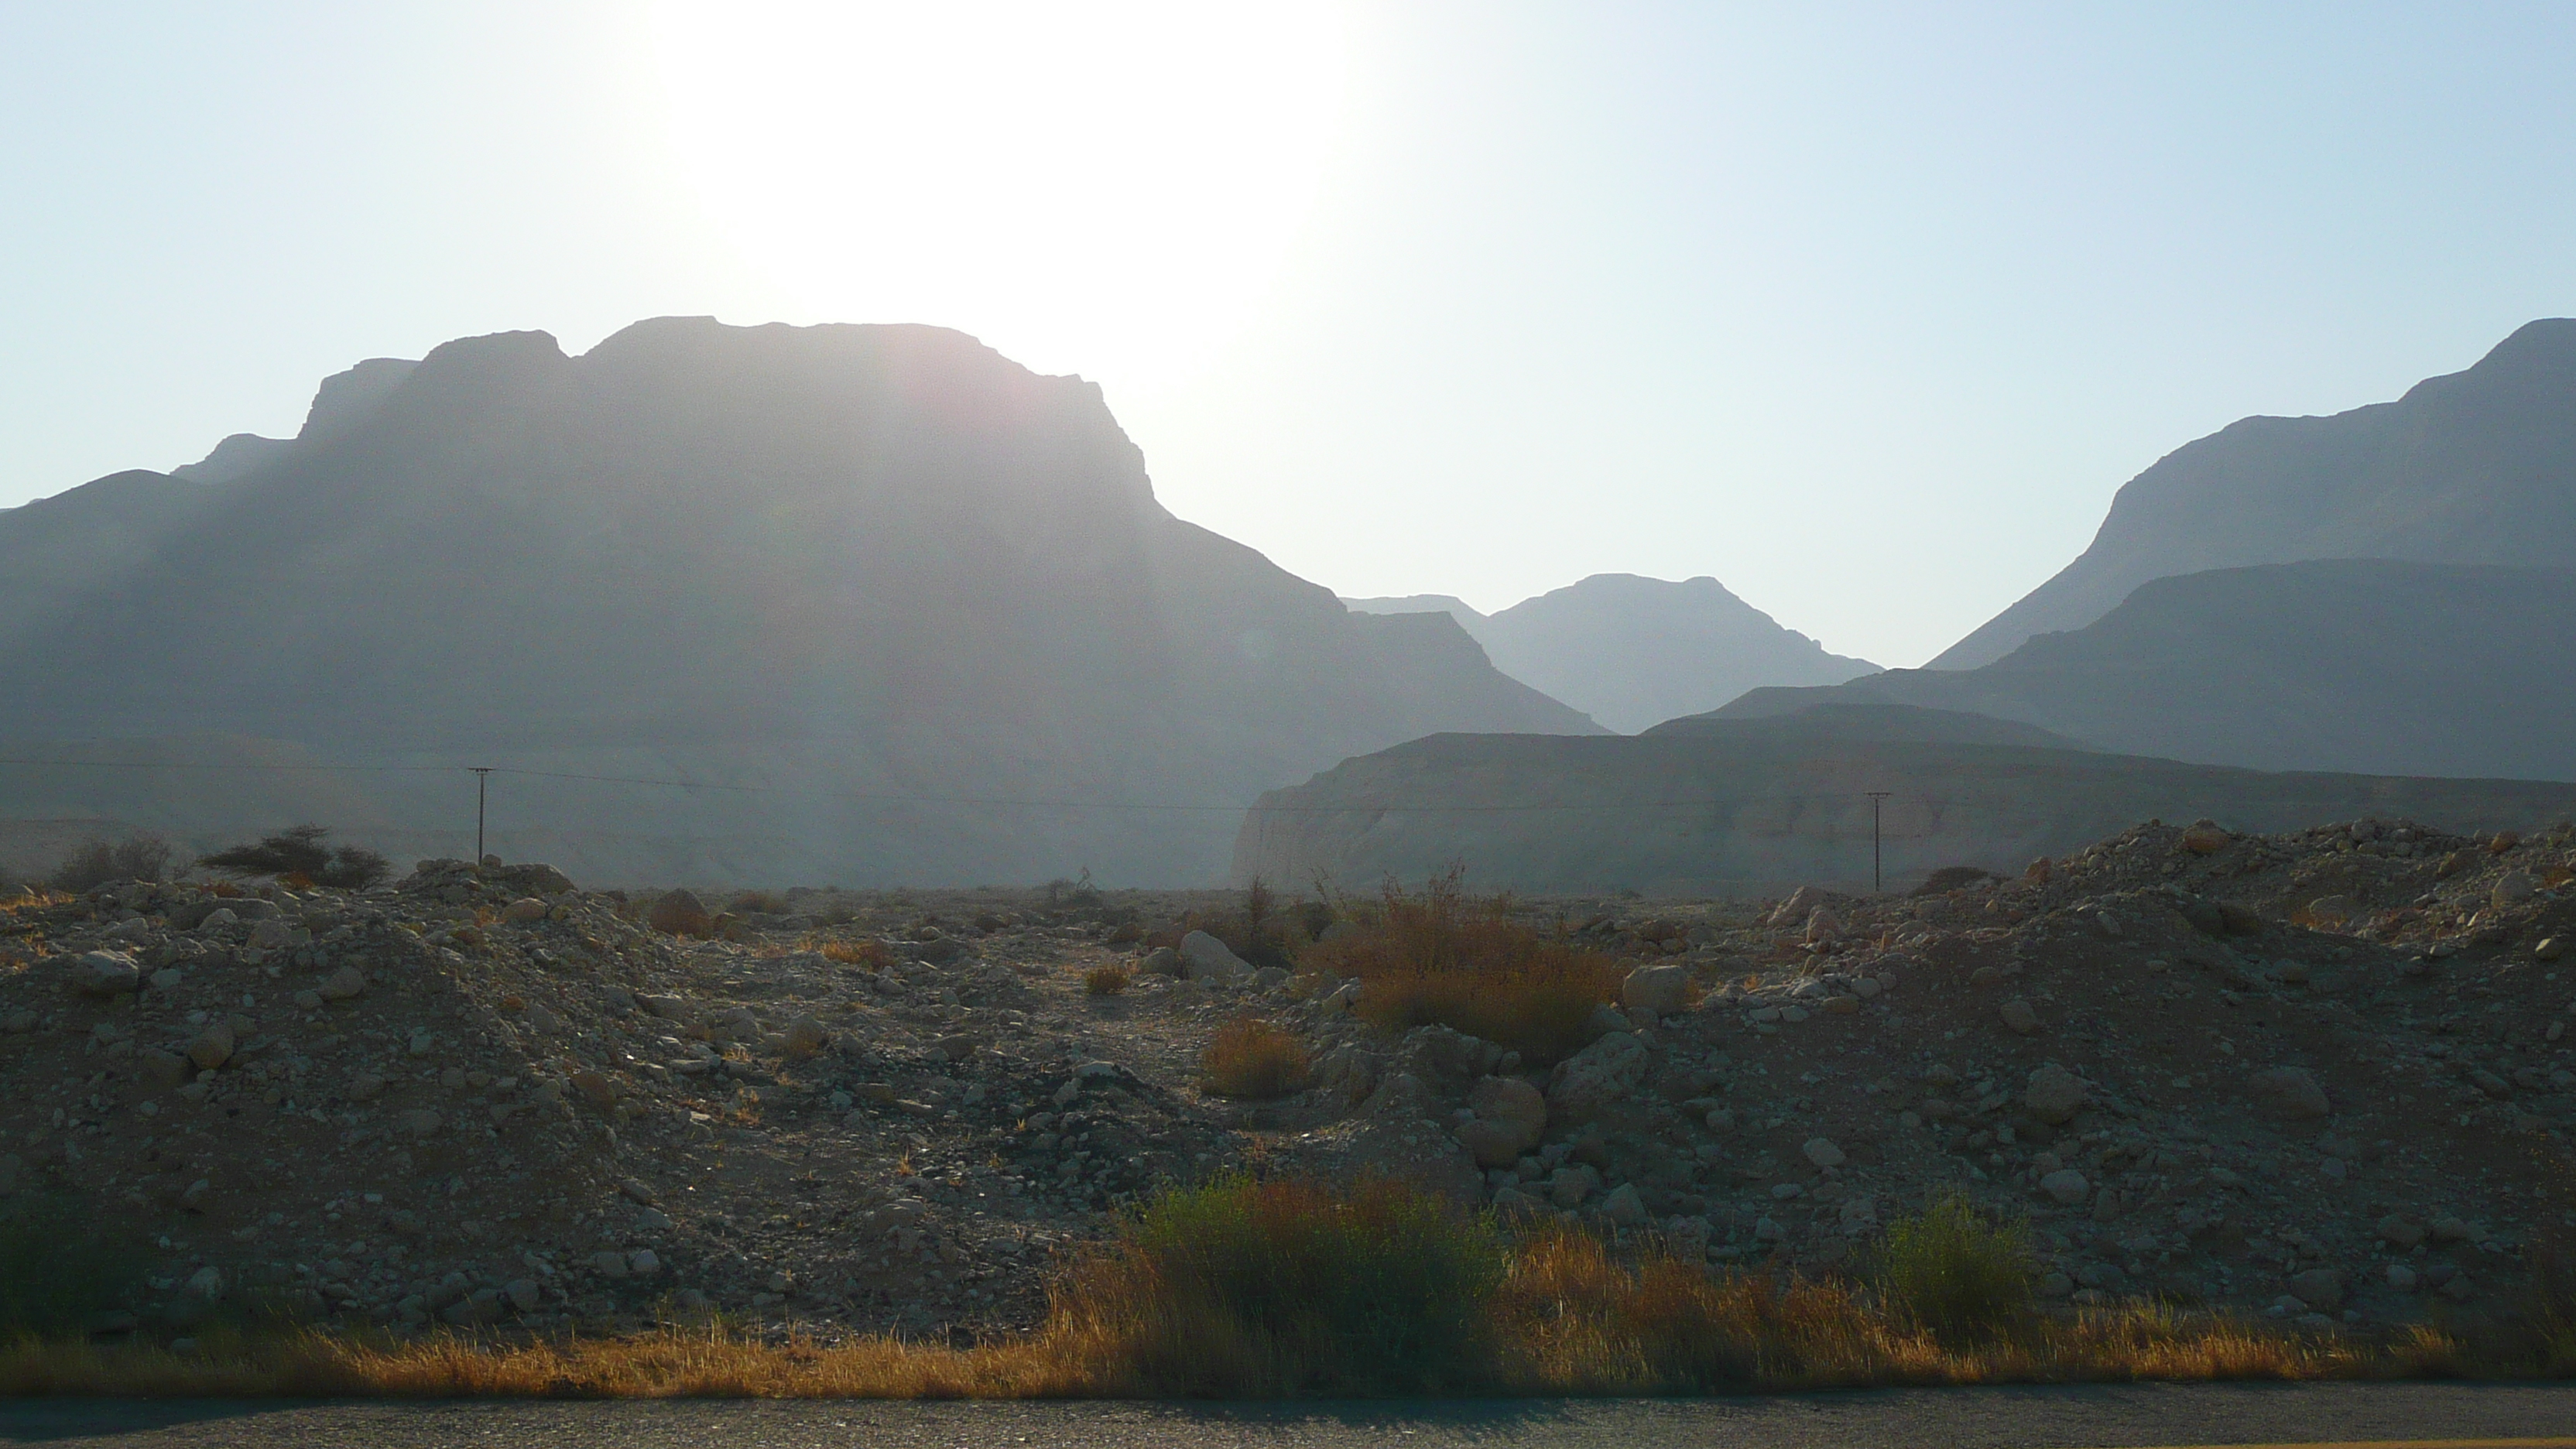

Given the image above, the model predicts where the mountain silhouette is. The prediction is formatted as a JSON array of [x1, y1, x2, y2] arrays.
[[1348, 573, 1874, 732], [0, 318, 1598, 884], [1935, 319, 2576, 669]]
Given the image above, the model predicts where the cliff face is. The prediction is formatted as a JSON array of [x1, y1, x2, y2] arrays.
[[1232, 704, 2576, 897], [1934, 318, 2576, 670], [0, 318, 1595, 885]]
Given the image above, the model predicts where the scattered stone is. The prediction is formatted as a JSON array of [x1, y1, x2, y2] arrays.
[[1999, 998, 2040, 1034], [2040, 1169, 2090, 1204], [317, 965, 368, 1002], [1802, 1136, 1846, 1168]]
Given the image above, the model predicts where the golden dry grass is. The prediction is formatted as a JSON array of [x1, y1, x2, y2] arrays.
[[1303, 871, 1622, 1065], [0, 1179, 2557, 1400], [1084, 963, 1132, 996], [808, 936, 893, 969], [1199, 1019, 1309, 1098]]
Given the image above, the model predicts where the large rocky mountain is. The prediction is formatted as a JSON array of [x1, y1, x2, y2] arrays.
[[1346, 573, 1875, 733], [1934, 318, 2576, 670], [1711, 559, 2576, 782], [1233, 700, 2576, 896], [0, 318, 1598, 886]]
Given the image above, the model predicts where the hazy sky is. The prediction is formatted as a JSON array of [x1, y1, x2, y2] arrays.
[[5, 3, 2573, 666]]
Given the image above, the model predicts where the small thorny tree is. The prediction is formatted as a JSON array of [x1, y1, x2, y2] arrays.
[[199, 824, 391, 890]]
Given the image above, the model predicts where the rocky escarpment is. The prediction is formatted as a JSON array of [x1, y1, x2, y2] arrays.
[[1231, 703, 2576, 896]]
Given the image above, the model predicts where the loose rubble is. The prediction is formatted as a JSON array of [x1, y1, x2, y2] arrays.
[[2, 812, 2570, 1344]]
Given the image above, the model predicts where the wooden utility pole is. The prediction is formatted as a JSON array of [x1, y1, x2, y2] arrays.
[[1867, 791, 1892, 893]]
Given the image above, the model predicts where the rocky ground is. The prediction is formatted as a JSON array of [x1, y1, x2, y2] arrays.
[[0, 812, 2570, 1344]]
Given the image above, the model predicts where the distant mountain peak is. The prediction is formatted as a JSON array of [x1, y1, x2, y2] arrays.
[[1349, 572, 1875, 733]]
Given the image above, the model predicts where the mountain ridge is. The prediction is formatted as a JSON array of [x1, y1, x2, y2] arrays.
[[1932, 317, 2576, 669]]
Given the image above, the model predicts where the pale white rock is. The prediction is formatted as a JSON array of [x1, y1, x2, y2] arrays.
[[1622, 963, 1692, 1015], [1178, 930, 1251, 983], [1547, 1030, 1649, 1117]]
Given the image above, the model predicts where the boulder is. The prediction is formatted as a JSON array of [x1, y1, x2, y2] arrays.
[[1802, 1136, 1846, 1168], [2180, 820, 2231, 855], [1598, 1183, 1648, 1226], [70, 951, 140, 996], [1455, 1075, 1547, 1165], [2040, 1169, 2090, 1204], [1546, 1030, 1649, 1118], [316, 966, 368, 1002], [2492, 872, 2538, 909], [2249, 1066, 2331, 1119], [1999, 998, 2040, 1034], [1621, 963, 1693, 1015], [2287, 1268, 2345, 1311], [647, 889, 712, 937], [186, 1021, 235, 1071], [1766, 886, 1822, 929], [502, 897, 549, 923], [1139, 946, 1184, 977], [1178, 930, 1252, 983], [2024, 1064, 2088, 1125]]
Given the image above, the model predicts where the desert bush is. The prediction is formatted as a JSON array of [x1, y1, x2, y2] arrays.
[[48, 834, 175, 893], [1051, 1175, 1504, 1394], [1084, 963, 1132, 996], [1303, 868, 1622, 1065], [728, 889, 791, 916], [199, 825, 389, 890], [1872, 1192, 2040, 1348], [0, 1194, 146, 1335], [1200, 1019, 1309, 1098]]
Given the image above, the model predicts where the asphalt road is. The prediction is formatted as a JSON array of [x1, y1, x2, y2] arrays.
[[2, 1383, 2573, 1449]]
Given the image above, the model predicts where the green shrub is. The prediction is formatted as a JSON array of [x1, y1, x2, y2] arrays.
[[0, 1194, 146, 1334], [1060, 1175, 1504, 1393], [1873, 1193, 2040, 1347], [200, 825, 389, 890], [49, 835, 175, 893]]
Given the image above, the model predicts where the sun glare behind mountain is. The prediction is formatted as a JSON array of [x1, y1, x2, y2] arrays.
[[647, 1, 1349, 391]]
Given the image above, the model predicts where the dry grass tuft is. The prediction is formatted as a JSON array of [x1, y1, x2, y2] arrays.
[[809, 936, 893, 969], [1304, 869, 1622, 1065], [1199, 1019, 1309, 1098], [1083, 963, 1132, 996]]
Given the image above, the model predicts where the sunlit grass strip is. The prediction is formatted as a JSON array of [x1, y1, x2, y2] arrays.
[[0, 1178, 2558, 1399]]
